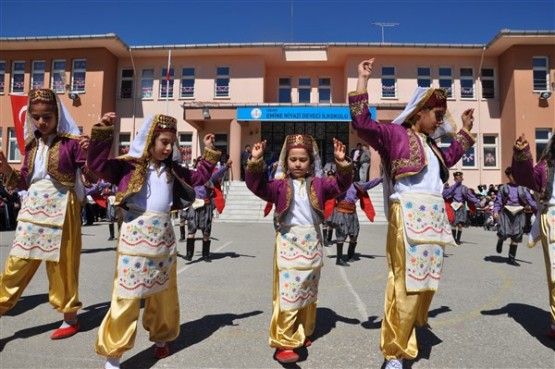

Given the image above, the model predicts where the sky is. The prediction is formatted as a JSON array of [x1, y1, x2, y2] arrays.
[[0, 0, 554, 46]]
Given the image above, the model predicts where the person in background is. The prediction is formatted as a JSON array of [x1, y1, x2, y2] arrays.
[[511, 133, 555, 339], [87, 112, 220, 369], [246, 135, 352, 365], [493, 166, 536, 266], [241, 144, 251, 181], [0, 88, 90, 340], [184, 159, 232, 262], [350, 58, 476, 369], [442, 171, 483, 245], [358, 144, 371, 182]]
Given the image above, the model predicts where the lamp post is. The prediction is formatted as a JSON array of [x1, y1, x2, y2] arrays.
[[371, 22, 399, 43]]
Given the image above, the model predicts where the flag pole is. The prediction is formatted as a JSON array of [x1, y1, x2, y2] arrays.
[[166, 49, 172, 114]]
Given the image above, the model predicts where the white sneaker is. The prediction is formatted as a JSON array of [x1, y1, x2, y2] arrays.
[[385, 358, 403, 369]]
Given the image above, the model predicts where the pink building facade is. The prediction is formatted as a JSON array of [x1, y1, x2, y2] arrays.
[[1, 30, 553, 189]]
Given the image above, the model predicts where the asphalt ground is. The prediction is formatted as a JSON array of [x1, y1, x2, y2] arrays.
[[0, 221, 554, 369]]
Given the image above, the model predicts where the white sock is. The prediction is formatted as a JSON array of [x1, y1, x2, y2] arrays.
[[105, 358, 120, 369], [59, 319, 77, 329], [155, 341, 166, 348]]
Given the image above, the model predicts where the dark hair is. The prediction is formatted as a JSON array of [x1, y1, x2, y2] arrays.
[[504, 166, 512, 176]]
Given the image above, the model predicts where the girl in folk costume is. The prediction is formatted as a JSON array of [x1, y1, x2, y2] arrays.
[[86, 113, 220, 369], [0, 89, 90, 339], [350, 59, 476, 369], [184, 158, 232, 262], [493, 166, 536, 266], [511, 133, 555, 339], [246, 135, 353, 364], [329, 175, 383, 266]]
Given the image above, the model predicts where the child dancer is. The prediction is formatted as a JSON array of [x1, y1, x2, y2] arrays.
[[512, 133, 555, 339], [246, 135, 353, 364], [87, 112, 220, 369], [330, 176, 382, 266], [0, 88, 90, 339], [350, 58, 476, 369], [184, 159, 232, 262]]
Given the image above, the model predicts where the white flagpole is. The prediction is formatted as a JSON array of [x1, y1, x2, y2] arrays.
[[166, 49, 172, 114]]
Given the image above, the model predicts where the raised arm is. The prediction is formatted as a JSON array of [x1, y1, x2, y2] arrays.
[[511, 133, 547, 193]]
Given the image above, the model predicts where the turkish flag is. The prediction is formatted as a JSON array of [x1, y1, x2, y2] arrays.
[[9, 94, 28, 155]]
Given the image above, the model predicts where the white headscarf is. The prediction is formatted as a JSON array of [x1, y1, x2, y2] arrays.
[[392, 87, 457, 140], [120, 114, 178, 161], [24, 90, 81, 141], [273, 134, 324, 180]]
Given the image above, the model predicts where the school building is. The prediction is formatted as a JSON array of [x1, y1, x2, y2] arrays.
[[0, 30, 554, 189]]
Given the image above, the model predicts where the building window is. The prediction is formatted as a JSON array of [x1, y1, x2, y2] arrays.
[[71, 59, 86, 93], [278, 77, 291, 103], [213, 133, 228, 155], [318, 77, 331, 103], [141, 69, 154, 99], [215, 67, 230, 98], [481, 68, 495, 99], [536, 128, 553, 161], [31, 60, 46, 90], [7, 128, 21, 163], [51, 60, 66, 93], [11, 61, 25, 94], [438, 136, 451, 154], [118, 133, 131, 155], [178, 132, 193, 167], [439, 67, 453, 98], [532, 56, 550, 92], [417, 67, 431, 88], [160, 67, 174, 99], [461, 134, 477, 168], [381, 66, 396, 98], [460, 68, 474, 99], [0, 61, 5, 94], [180, 67, 195, 99], [482, 135, 498, 168], [119, 68, 134, 99], [298, 77, 311, 103]]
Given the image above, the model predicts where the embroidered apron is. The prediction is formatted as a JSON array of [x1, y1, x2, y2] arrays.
[[116, 208, 176, 299], [11, 179, 69, 262], [276, 224, 323, 311], [399, 192, 457, 292]]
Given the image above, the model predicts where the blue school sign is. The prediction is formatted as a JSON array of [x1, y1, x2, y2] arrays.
[[236, 106, 375, 122]]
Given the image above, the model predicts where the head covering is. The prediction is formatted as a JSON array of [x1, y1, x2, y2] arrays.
[[124, 114, 177, 160], [25, 88, 81, 141], [391, 87, 456, 139], [274, 134, 323, 179], [504, 166, 512, 176], [453, 171, 463, 177]]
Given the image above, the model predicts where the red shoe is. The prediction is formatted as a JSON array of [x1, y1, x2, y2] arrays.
[[154, 343, 170, 359], [304, 338, 312, 347], [274, 349, 299, 364], [50, 322, 80, 340], [548, 327, 555, 340]]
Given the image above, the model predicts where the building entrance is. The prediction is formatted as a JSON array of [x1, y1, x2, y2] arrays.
[[260, 121, 349, 166]]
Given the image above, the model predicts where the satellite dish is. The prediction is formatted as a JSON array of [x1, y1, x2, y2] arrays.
[[539, 91, 552, 99]]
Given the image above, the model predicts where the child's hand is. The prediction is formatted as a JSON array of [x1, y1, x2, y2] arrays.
[[225, 159, 233, 168], [79, 134, 90, 151], [203, 134, 216, 150], [333, 138, 346, 162], [461, 108, 475, 131], [100, 112, 116, 126], [358, 58, 375, 80], [251, 140, 267, 160]]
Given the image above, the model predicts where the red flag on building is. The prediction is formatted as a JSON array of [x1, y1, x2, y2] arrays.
[[9, 94, 28, 155]]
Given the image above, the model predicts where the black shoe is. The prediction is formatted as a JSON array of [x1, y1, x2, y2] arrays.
[[203, 255, 212, 262], [496, 239, 503, 254], [507, 258, 520, 266], [108, 236, 115, 241], [455, 240, 462, 245], [336, 259, 350, 267], [184, 255, 192, 261], [179, 237, 186, 242]]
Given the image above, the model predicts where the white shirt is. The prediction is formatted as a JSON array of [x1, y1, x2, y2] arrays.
[[390, 134, 443, 199], [282, 178, 313, 226], [549, 171, 555, 206], [30, 136, 55, 183], [126, 163, 173, 213]]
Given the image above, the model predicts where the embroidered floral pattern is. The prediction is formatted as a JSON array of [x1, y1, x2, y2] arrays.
[[119, 211, 175, 256], [391, 129, 421, 179], [279, 269, 320, 311], [116, 253, 174, 298], [349, 98, 368, 117]]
